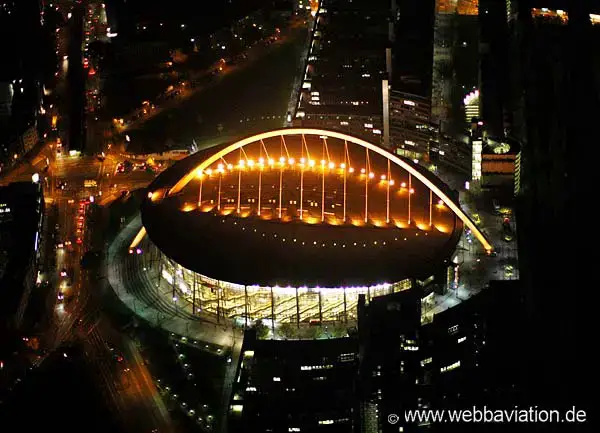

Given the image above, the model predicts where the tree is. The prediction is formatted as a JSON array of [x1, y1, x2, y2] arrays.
[[253, 319, 269, 339], [277, 323, 297, 340], [329, 323, 348, 338], [303, 326, 323, 340]]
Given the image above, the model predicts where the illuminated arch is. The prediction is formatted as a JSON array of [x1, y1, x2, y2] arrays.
[[153, 128, 492, 252]]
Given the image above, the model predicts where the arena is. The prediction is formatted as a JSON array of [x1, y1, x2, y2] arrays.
[[129, 128, 491, 327]]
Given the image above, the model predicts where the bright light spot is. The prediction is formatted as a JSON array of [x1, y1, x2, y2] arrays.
[[409, 188, 415, 194], [401, 182, 407, 188], [369, 172, 375, 179], [349, 167, 355, 173], [238, 160, 245, 167], [288, 158, 295, 165], [360, 168, 366, 174], [268, 158, 275, 165], [328, 162, 335, 169], [380, 175, 386, 180], [89, 195, 94, 203], [32, 173, 40, 183], [308, 159, 315, 167], [227, 164, 233, 170], [320, 159, 326, 166], [206, 168, 213, 175], [389, 180, 395, 186], [300, 157, 306, 164], [279, 157, 286, 164], [248, 159, 255, 167], [340, 163, 346, 169], [125, 135, 130, 142], [196, 169, 203, 178]]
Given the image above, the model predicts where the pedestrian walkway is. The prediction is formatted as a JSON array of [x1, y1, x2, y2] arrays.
[[107, 215, 244, 351]]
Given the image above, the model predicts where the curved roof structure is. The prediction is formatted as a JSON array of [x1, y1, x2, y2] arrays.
[[136, 129, 489, 287]]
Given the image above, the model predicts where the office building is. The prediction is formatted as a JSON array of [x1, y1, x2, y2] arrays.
[[0, 182, 45, 347], [357, 290, 422, 433], [431, 0, 480, 133], [392, 0, 435, 97], [389, 90, 436, 160], [294, 0, 391, 142], [506, 0, 598, 410], [228, 329, 359, 433], [0, 0, 44, 167], [480, 136, 520, 194], [357, 281, 524, 432]]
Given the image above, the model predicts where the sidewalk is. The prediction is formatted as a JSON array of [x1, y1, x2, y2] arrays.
[[107, 215, 244, 351]]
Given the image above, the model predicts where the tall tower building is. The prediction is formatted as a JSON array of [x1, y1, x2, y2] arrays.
[[431, 0, 480, 133], [507, 0, 598, 410]]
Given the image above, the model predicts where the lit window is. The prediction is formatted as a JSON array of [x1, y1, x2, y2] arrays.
[[440, 361, 461, 373]]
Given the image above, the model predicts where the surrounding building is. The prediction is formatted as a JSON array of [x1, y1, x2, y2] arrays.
[[505, 0, 598, 411], [294, 0, 391, 142], [480, 136, 520, 193], [228, 329, 359, 433], [0, 181, 45, 347], [431, 0, 480, 134], [357, 290, 422, 433], [0, 0, 45, 167], [392, 0, 435, 97], [357, 281, 524, 433], [389, 90, 436, 160]]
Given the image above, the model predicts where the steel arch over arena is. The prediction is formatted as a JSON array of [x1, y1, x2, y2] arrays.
[[155, 128, 491, 251], [130, 128, 492, 326]]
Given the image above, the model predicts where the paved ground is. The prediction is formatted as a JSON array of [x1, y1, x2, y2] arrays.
[[107, 215, 244, 349]]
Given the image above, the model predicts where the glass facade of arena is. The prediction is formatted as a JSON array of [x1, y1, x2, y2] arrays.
[[139, 237, 412, 326]]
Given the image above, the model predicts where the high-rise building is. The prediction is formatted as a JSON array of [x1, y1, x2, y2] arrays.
[[356, 281, 525, 433], [228, 329, 359, 433], [0, 182, 45, 342], [506, 0, 598, 410], [393, 0, 435, 98], [294, 0, 391, 142], [357, 290, 422, 433], [389, 91, 435, 160], [431, 0, 480, 133]]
